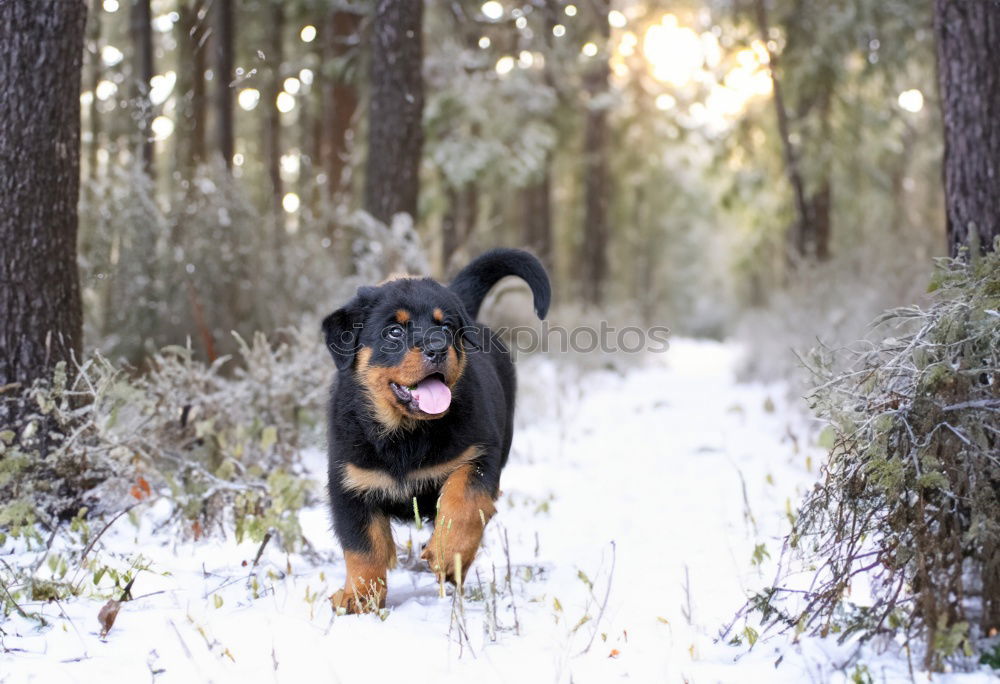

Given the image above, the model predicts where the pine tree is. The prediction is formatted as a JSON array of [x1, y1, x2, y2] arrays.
[[364, 0, 424, 223], [935, 0, 1000, 255], [0, 1, 88, 407]]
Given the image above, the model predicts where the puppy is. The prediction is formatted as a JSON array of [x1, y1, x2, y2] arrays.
[[322, 248, 551, 613]]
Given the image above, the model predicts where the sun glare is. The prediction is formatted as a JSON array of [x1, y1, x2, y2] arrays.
[[634, 14, 775, 130], [495, 56, 515, 75], [150, 116, 174, 141], [101, 45, 124, 67], [481, 1, 503, 21], [238, 88, 260, 111], [282, 193, 300, 214], [643, 15, 703, 86], [95, 80, 117, 101], [276, 92, 296, 113], [898, 89, 924, 113]]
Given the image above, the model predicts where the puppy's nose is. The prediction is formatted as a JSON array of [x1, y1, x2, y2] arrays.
[[421, 331, 449, 364]]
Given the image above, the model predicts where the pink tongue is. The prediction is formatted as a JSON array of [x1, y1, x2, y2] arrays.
[[411, 376, 452, 414]]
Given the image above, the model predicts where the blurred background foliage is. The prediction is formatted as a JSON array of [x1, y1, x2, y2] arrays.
[[76, 0, 944, 372]]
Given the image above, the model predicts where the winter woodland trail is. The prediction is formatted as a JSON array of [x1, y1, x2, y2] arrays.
[[5, 340, 992, 683]]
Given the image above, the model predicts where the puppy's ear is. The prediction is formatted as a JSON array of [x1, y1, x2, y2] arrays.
[[454, 305, 483, 352], [321, 287, 379, 371]]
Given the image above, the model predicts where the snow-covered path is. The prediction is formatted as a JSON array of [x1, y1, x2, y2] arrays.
[[4, 340, 992, 682]]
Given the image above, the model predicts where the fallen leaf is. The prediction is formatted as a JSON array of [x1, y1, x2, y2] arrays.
[[608, 649, 620, 658], [98, 599, 121, 638], [130, 476, 152, 500]]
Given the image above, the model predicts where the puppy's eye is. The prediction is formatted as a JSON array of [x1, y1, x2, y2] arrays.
[[386, 325, 405, 340]]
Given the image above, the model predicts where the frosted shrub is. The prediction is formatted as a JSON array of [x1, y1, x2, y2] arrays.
[[744, 249, 1000, 671], [0, 325, 330, 554], [79, 164, 355, 364]]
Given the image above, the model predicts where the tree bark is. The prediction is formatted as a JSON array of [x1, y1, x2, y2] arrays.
[[0, 1, 87, 397], [176, 0, 208, 172], [753, 0, 811, 263], [263, 0, 284, 213], [84, 0, 103, 187], [522, 167, 552, 271], [322, 9, 362, 200], [580, 0, 611, 306], [803, 86, 833, 260], [935, 0, 1000, 256], [364, 0, 423, 224], [213, 0, 235, 169], [130, 0, 154, 175], [442, 183, 477, 275], [523, 0, 557, 274]]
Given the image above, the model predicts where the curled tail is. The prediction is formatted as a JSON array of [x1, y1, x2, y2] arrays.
[[449, 248, 551, 321]]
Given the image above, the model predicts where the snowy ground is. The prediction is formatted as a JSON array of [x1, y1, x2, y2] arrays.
[[2, 339, 996, 683]]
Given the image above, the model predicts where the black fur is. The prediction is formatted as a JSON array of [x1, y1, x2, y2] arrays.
[[322, 249, 550, 560], [449, 247, 551, 320]]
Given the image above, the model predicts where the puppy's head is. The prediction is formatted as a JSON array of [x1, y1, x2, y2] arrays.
[[322, 278, 477, 431]]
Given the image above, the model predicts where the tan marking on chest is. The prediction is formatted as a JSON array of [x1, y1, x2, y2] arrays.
[[341, 446, 482, 502]]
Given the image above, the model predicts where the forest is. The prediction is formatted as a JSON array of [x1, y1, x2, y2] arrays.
[[1, 0, 998, 681]]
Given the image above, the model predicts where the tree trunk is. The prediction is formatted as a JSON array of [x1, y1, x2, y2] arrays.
[[523, 0, 557, 274], [442, 183, 477, 275], [935, 0, 1000, 256], [802, 83, 833, 261], [522, 166, 552, 271], [0, 1, 87, 400], [192, 0, 208, 166], [263, 0, 284, 213], [84, 0, 103, 187], [213, 0, 235, 170], [364, 0, 423, 224], [753, 0, 811, 263], [322, 9, 362, 200], [176, 0, 208, 172], [805, 179, 831, 261], [130, 0, 154, 175], [580, 0, 611, 306]]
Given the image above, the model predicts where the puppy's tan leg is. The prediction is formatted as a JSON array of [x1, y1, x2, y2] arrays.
[[331, 514, 395, 614], [421, 464, 497, 585]]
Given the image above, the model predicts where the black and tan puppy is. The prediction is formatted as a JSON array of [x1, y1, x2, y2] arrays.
[[322, 248, 550, 613]]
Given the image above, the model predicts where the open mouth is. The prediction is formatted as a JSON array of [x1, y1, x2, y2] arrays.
[[389, 373, 452, 415]]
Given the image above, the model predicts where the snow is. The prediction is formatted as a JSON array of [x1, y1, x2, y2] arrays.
[[2, 339, 996, 682]]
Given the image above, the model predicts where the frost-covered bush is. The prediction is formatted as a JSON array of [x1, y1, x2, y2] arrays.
[[350, 211, 430, 282], [747, 249, 1000, 671], [424, 40, 558, 191], [0, 325, 330, 555], [79, 163, 364, 364], [83, 163, 273, 362]]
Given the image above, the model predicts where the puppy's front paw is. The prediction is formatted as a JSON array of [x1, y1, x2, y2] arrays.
[[330, 582, 385, 615], [421, 533, 479, 585]]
